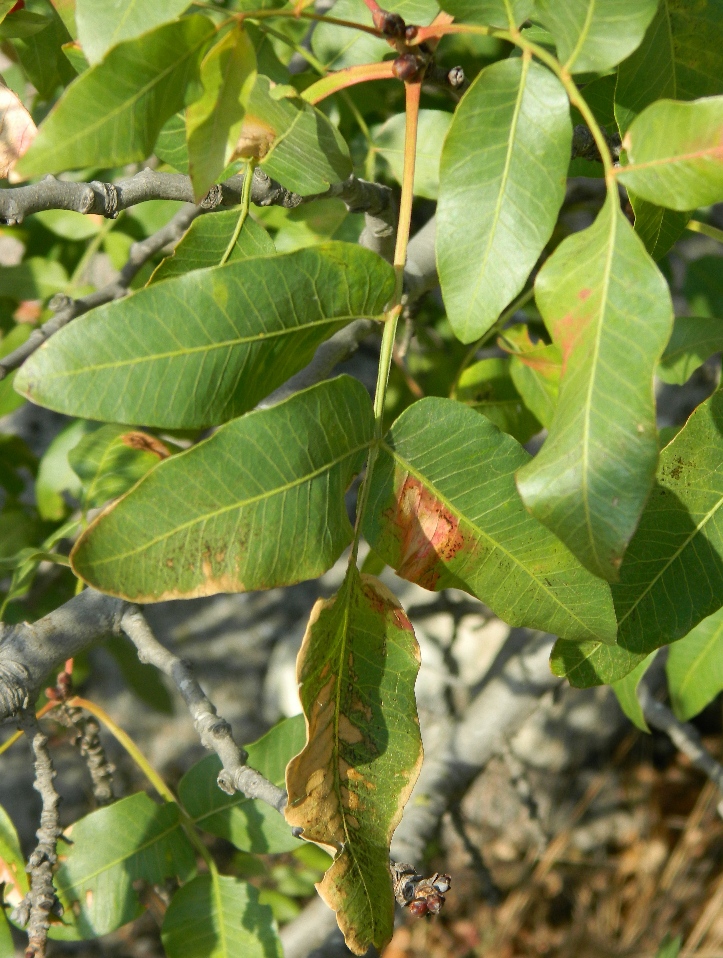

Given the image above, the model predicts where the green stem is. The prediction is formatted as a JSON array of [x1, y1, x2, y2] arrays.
[[686, 219, 723, 245], [238, 8, 383, 39], [352, 80, 423, 562], [450, 286, 536, 397], [220, 160, 255, 265]]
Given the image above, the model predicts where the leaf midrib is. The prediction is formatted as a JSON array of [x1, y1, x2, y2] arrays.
[[383, 442, 600, 638], [565, 0, 597, 72], [85, 440, 372, 567], [620, 143, 723, 175], [37, 315, 376, 380]]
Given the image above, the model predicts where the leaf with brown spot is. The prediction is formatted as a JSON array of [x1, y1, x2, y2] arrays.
[[363, 397, 616, 644], [70, 377, 374, 602], [285, 566, 423, 956]]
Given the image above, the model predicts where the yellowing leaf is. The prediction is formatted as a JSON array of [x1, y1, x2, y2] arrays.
[[0, 80, 36, 178], [285, 567, 423, 956]]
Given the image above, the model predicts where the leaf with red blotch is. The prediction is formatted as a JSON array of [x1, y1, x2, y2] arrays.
[[0, 80, 36, 178], [285, 565, 422, 956], [362, 396, 616, 644], [516, 194, 673, 582]]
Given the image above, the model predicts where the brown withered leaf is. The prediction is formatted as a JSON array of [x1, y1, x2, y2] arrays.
[[0, 79, 36, 179], [285, 566, 423, 955]]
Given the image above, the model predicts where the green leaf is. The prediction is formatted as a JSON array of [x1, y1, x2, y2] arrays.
[[186, 27, 256, 201], [373, 110, 451, 200], [666, 607, 723, 721], [0, 326, 30, 417], [0, 9, 52, 39], [455, 357, 541, 443], [312, 0, 438, 70], [76, 0, 194, 65], [15, 243, 394, 429], [16, 16, 216, 177], [617, 97, 723, 212], [0, 803, 29, 910], [611, 651, 657, 731], [362, 397, 616, 643], [161, 874, 282, 958], [35, 419, 91, 521], [155, 110, 189, 171], [615, 0, 723, 135], [516, 195, 673, 581], [438, 0, 533, 28], [11, 0, 75, 99], [33, 208, 102, 241], [179, 717, 305, 853], [243, 75, 352, 196], [68, 424, 173, 509], [70, 376, 374, 601], [685, 256, 723, 318], [658, 316, 723, 385], [629, 195, 691, 261], [105, 636, 175, 714], [437, 56, 571, 344], [535, 0, 658, 74], [656, 934, 682, 958], [553, 388, 723, 687], [0, 258, 67, 301], [0, 912, 12, 958], [285, 566, 423, 956], [150, 209, 275, 283], [50, 794, 196, 940], [498, 324, 561, 428]]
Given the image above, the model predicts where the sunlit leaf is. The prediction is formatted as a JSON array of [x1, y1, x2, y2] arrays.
[[437, 56, 571, 343], [50, 794, 196, 940], [70, 377, 374, 601], [76, 0, 194, 65], [162, 874, 282, 958], [186, 27, 256, 201], [666, 606, 723, 721], [11, 0, 75, 100], [0, 79, 36, 177], [363, 397, 617, 643], [15, 243, 394, 429], [455, 357, 541, 443], [285, 566, 423, 956], [516, 195, 673, 581], [372, 110, 451, 200], [611, 651, 656, 731], [0, 803, 29, 910], [617, 97, 723, 212], [16, 16, 216, 177], [438, 0, 533, 28], [498, 324, 561, 428], [536, 0, 658, 74]]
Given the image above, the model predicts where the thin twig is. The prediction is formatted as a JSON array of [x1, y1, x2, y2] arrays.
[[54, 705, 115, 806], [120, 606, 286, 812], [12, 713, 62, 958], [639, 684, 723, 817]]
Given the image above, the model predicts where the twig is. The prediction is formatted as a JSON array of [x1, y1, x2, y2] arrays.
[[0, 203, 201, 380], [0, 589, 126, 725], [120, 606, 286, 812], [54, 705, 115, 806], [12, 713, 62, 958], [638, 684, 723, 817]]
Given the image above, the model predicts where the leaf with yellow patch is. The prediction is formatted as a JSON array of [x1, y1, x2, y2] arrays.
[[285, 566, 423, 956]]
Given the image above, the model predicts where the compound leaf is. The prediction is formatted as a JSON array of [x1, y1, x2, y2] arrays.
[[15, 243, 394, 429], [617, 97, 723, 212], [535, 0, 658, 74], [17, 16, 215, 177], [437, 55, 571, 344], [372, 109, 451, 200], [70, 377, 374, 601], [285, 566, 423, 956], [516, 195, 673, 581], [362, 397, 616, 644], [666, 607, 723, 721], [162, 874, 282, 958], [76, 0, 193, 65]]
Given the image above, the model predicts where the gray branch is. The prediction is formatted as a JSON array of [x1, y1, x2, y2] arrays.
[[639, 684, 723, 817], [12, 713, 63, 958], [54, 705, 115, 806], [120, 605, 287, 813], [0, 203, 201, 381], [0, 589, 126, 723]]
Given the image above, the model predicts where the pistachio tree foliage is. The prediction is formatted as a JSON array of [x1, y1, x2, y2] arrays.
[[1, 0, 723, 954]]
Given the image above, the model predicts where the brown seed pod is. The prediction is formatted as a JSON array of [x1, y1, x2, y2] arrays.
[[392, 54, 421, 82]]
